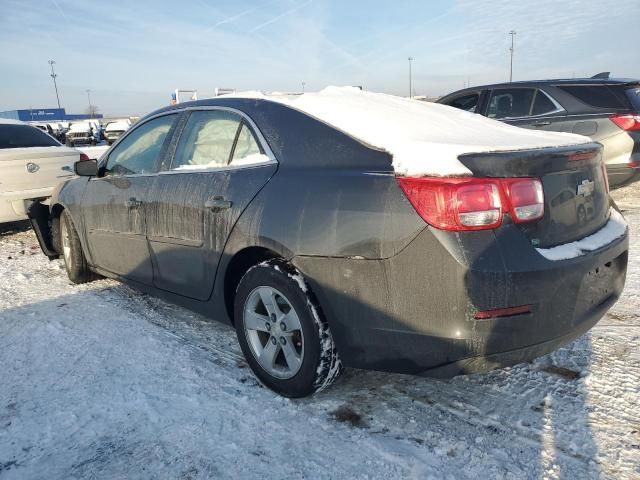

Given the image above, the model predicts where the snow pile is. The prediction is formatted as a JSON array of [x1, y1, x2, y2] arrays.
[[227, 87, 591, 177], [536, 209, 627, 261]]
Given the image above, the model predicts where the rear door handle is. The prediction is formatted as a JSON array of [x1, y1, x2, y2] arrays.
[[533, 121, 551, 127], [205, 196, 232, 211], [125, 197, 143, 208]]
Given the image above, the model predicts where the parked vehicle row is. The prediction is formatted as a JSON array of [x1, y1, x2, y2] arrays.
[[439, 74, 640, 189], [27, 87, 628, 398]]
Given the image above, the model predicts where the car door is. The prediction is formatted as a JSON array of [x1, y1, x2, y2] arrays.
[[81, 113, 178, 283], [146, 108, 277, 300]]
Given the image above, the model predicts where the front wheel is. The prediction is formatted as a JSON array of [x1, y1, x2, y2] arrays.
[[234, 260, 342, 397], [59, 211, 97, 284]]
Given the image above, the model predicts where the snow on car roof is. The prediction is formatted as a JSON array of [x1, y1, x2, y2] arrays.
[[226, 86, 591, 177]]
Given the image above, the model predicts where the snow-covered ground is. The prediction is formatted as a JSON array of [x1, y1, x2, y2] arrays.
[[0, 185, 639, 479]]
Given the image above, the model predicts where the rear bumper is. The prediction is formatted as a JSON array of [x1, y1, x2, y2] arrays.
[[0, 187, 54, 224], [293, 219, 628, 377]]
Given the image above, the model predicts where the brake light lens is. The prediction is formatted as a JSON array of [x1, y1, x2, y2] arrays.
[[474, 304, 532, 320], [503, 179, 544, 223], [397, 176, 544, 231], [610, 114, 640, 131], [79, 153, 90, 161]]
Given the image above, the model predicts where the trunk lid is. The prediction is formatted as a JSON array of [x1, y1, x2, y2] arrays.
[[0, 146, 79, 193], [458, 143, 609, 248]]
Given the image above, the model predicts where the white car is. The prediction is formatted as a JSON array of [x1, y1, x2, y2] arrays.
[[0, 119, 85, 224]]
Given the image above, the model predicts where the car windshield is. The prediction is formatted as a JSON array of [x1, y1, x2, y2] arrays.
[[0, 124, 60, 148]]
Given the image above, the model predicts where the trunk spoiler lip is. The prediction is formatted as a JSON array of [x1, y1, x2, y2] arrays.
[[26, 200, 59, 260], [456, 142, 602, 178]]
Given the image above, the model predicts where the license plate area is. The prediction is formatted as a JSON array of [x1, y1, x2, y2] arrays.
[[574, 253, 625, 319]]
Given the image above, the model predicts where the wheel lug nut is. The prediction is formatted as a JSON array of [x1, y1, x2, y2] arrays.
[[280, 337, 286, 345], [280, 322, 286, 331], [270, 313, 276, 322], [271, 337, 277, 345], [265, 322, 271, 331]]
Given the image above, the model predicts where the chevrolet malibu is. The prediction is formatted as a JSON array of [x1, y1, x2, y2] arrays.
[[28, 88, 628, 397]]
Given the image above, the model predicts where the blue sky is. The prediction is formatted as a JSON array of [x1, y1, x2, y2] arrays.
[[1, 0, 639, 116]]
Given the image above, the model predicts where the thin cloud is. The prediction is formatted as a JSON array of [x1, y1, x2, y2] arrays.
[[251, 0, 312, 33]]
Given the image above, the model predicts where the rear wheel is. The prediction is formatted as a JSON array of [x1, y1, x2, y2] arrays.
[[59, 211, 97, 284], [234, 260, 342, 397]]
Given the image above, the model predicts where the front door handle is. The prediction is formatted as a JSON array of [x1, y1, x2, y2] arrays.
[[125, 197, 143, 208], [533, 121, 551, 127], [205, 196, 232, 211]]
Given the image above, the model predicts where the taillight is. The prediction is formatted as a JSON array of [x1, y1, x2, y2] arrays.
[[502, 179, 544, 223], [610, 114, 640, 131], [397, 176, 544, 231], [474, 304, 532, 320], [79, 153, 90, 161]]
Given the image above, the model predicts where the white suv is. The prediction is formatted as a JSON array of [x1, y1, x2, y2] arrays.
[[0, 119, 84, 223]]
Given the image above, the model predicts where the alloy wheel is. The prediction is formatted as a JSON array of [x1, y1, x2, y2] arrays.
[[243, 286, 304, 379]]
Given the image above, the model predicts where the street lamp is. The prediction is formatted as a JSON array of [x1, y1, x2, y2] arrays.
[[48, 60, 61, 110], [86, 89, 93, 118], [408, 57, 413, 99], [509, 30, 516, 82]]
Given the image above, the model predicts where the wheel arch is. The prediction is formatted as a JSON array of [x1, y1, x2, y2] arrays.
[[223, 246, 282, 325]]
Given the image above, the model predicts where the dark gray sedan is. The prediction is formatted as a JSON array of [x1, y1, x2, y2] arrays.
[[28, 92, 629, 397]]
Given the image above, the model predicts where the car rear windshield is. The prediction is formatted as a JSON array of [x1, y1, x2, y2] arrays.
[[626, 86, 640, 112], [558, 84, 631, 110], [0, 124, 60, 149]]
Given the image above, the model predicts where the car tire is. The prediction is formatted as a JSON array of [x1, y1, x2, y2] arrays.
[[59, 210, 97, 284], [234, 259, 342, 397]]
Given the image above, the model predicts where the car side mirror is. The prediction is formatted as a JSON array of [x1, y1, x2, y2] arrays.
[[75, 159, 98, 176]]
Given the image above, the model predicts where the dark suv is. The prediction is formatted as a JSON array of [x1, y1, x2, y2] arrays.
[[438, 76, 640, 189]]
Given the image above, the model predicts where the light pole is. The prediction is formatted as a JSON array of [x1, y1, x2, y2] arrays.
[[509, 30, 516, 82], [48, 60, 61, 109], [86, 89, 93, 118], [302, 81, 306, 93], [408, 56, 413, 99]]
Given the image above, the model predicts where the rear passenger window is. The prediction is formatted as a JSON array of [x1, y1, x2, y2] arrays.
[[446, 93, 479, 112], [625, 87, 640, 112], [0, 124, 60, 149], [231, 124, 266, 165], [487, 88, 535, 119], [558, 85, 630, 109], [531, 90, 559, 116], [171, 111, 241, 170]]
